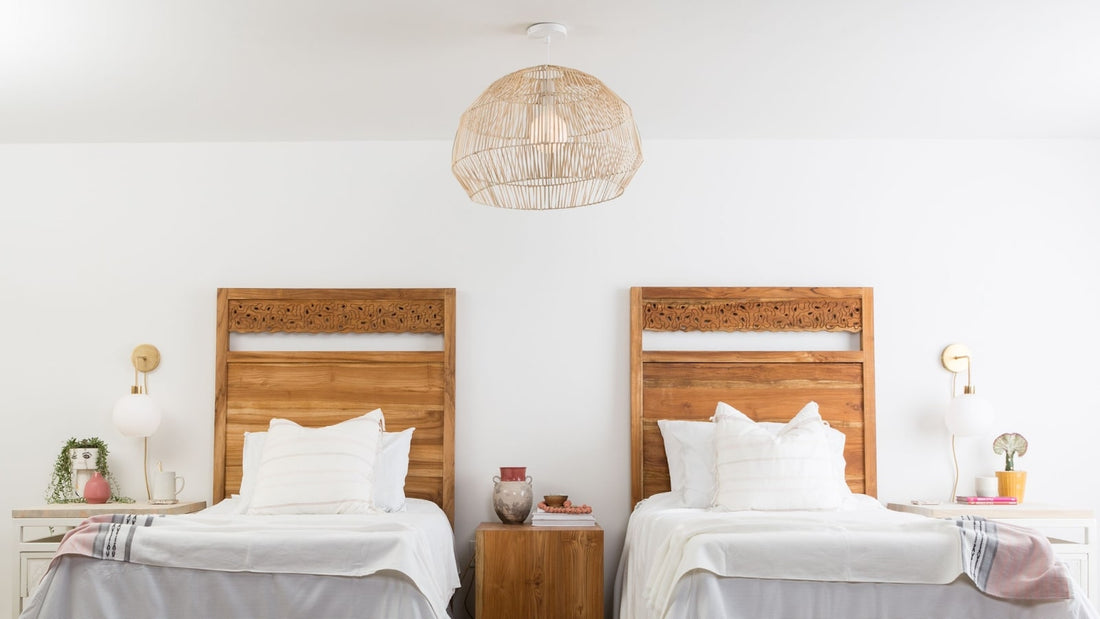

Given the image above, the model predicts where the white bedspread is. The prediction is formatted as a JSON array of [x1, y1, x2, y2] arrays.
[[619, 493, 965, 619], [30, 498, 459, 619]]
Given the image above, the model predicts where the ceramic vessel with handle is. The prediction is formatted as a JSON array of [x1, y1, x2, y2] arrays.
[[492, 475, 533, 524]]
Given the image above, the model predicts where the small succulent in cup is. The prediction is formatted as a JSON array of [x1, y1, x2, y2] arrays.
[[992, 432, 1028, 471]]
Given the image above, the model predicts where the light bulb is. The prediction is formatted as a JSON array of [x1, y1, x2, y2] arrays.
[[113, 392, 162, 438], [529, 97, 569, 145], [945, 392, 994, 437]]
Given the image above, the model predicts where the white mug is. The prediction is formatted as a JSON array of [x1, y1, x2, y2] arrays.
[[152, 471, 185, 503], [975, 476, 999, 497]]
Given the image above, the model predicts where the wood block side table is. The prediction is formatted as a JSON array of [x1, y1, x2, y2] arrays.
[[475, 522, 603, 619]]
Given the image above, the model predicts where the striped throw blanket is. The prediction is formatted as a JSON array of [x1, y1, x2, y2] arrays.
[[55, 513, 156, 563], [44, 509, 459, 619], [956, 515, 1071, 600]]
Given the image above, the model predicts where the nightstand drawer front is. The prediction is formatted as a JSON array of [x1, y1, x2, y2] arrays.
[[1057, 552, 1089, 598], [20, 551, 53, 598], [476, 524, 603, 619]]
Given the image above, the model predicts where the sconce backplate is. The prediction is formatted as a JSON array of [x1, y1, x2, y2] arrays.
[[131, 344, 161, 373], [940, 343, 971, 373]]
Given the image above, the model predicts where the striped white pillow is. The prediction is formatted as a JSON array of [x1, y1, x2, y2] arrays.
[[713, 402, 843, 511], [715, 401, 851, 496], [247, 409, 384, 515]]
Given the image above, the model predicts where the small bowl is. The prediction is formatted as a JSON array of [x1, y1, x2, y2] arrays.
[[543, 494, 568, 507]]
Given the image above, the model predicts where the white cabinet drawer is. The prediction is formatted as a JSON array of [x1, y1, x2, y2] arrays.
[[20, 551, 54, 598], [1056, 551, 1090, 599]]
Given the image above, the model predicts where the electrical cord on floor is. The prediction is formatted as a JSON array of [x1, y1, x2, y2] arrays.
[[449, 551, 476, 618]]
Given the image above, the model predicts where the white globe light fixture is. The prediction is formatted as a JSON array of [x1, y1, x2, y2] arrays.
[[941, 344, 995, 501], [945, 391, 994, 437], [113, 344, 163, 501], [113, 392, 162, 438]]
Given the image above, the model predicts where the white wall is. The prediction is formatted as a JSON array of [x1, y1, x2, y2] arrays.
[[1, 139, 1098, 617]]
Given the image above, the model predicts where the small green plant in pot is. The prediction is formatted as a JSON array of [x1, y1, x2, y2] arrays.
[[993, 432, 1028, 503], [44, 437, 133, 504]]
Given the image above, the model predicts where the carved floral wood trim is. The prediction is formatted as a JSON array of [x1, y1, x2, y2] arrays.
[[228, 300, 446, 334], [643, 299, 862, 333]]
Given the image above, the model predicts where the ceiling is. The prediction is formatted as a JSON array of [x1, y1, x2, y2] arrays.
[[4, 0, 1099, 143]]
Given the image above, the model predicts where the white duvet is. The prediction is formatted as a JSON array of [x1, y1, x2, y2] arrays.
[[22, 498, 460, 619], [618, 493, 969, 619]]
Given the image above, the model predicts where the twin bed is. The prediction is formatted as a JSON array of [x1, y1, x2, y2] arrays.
[[19, 286, 1099, 619], [617, 286, 1097, 619], [22, 288, 458, 619]]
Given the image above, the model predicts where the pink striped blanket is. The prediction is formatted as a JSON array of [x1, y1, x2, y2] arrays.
[[956, 515, 1072, 600], [52, 513, 157, 565]]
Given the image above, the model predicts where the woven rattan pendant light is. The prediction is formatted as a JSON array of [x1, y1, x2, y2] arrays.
[[452, 23, 643, 210]]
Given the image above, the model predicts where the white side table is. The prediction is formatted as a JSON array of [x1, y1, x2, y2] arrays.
[[12, 500, 206, 617], [887, 502, 1098, 605]]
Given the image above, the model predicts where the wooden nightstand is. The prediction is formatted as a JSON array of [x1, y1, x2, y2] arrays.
[[475, 522, 603, 619], [887, 501, 1098, 604], [12, 500, 207, 616]]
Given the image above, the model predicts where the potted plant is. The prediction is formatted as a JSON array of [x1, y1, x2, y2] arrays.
[[44, 437, 132, 504], [992, 432, 1028, 503]]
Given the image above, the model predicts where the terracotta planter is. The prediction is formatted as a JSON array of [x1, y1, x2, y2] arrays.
[[996, 470, 1027, 503], [499, 466, 527, 482]]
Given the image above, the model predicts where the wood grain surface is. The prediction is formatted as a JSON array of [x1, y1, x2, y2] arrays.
[[213, 288, 456, 523], [630, 286, 876, 507]]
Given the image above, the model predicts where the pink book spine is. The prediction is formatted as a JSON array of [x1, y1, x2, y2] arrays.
[[956, 496, 1018, 504]]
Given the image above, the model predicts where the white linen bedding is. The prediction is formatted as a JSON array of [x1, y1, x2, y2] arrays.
[[662, 571, 1098, 619], [25, 558, 441, 619], [21, 498, 460, 619], [615, 492, 1098, 619]]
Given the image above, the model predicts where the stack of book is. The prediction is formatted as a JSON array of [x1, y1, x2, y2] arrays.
[[531, 509, 597, 527], [955, 496, 1018, 505]]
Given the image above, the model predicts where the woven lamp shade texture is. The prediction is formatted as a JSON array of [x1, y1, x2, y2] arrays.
[[452, 64, 643, 210]]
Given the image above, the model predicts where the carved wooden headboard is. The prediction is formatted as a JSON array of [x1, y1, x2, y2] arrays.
[[630, 287, 876, 507], [214, 288, 456, 523]]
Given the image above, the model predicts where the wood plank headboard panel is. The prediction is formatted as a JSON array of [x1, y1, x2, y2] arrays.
[[630, 287, 876, 507], [214, 288, 456, 524]]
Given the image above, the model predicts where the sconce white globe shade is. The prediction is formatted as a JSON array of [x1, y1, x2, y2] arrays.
[[112, 393, 162, 438], [945, 393, 994, 437]]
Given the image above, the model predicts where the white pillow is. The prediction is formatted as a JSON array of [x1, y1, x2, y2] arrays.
[[658, 402, 850, 507], [715, 401, 850, 495], [373, 427, 414, 512], [240, 424, 414, 513], [239, 430, 266, 510], [712, 402, 844, 511], [657, 419, 719, 508], [246, 409, 384, 515]]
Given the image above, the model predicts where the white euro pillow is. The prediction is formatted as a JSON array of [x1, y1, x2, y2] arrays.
[[657, 419, 719, 508], [239, 414, 415, 513], [712, 401, 844, 511], [246, 409, 384, 515], [715, 401, 850, 496]]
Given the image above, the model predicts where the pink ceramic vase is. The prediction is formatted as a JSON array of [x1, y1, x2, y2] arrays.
[[83, 471, 110, 504]]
